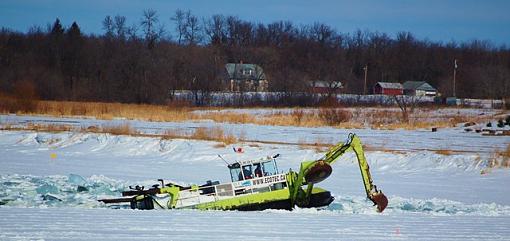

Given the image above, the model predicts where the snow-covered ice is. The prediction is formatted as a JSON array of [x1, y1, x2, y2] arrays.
[[2, 113, 509, 153], [1, 207, 510, 241], [1, 113, 509, 240]]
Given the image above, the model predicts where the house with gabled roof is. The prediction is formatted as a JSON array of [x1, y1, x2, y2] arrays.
[[373, 82, 403, 95], [308, 80, 343, 94], [403, 81, 438, 96], [224, 63, 268, 92]]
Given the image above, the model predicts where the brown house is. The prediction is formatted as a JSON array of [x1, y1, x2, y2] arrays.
[[224, 63, 268, 92]]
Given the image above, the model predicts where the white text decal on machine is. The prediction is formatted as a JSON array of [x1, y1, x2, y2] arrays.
[[251, 174, 286, 186]]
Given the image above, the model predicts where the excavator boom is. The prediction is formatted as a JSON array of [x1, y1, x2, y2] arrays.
[[348, 134, 388, 212], [294, 133, 388, 212]]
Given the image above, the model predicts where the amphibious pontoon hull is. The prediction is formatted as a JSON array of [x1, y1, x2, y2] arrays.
[[128, 186, 334, 211]]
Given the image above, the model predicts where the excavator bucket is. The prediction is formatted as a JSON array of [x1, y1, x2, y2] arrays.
[[371, 191, 388, 213]]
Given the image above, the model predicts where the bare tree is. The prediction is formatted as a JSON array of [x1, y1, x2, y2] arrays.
[[141, 9, 160, 49], [309, 22, 335, 45], [393, 95, 421, 123], [225, 16, 241, 46], [171, 9, 186, 45], [204, 14, 225, 45], [114, 15, 127, 39], [126, 23, 139, 40], [102, 16, 114, 38], [183, 11, 201, 45]]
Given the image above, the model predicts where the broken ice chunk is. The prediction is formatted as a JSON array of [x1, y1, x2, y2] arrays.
[[36, 184, 59, 194], [68, 174, 87, 186]]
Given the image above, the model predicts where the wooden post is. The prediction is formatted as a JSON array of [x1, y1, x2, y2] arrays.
[[453, 59, 457, 97], [363, 65, 368, 95]]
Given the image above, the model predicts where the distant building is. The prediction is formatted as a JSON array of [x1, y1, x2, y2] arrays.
[[224, 63, 268, 92], [373, 82, 403, 95], [403, 81, 438, 96], [308, 80, 343, 94]]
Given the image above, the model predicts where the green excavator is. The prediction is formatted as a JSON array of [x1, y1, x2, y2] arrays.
[[99, 133, 388, 212]]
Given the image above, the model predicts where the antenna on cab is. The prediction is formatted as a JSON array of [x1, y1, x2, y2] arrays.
[[217, 154, 230, 166]]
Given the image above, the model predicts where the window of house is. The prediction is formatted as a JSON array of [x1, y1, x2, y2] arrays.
[[242, 69, 253, 76]]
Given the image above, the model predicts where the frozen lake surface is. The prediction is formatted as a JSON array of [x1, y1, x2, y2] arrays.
[[1, 114, 509, 240]]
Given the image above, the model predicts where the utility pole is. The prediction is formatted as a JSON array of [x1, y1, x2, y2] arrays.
[[363, 64, 368, 95], [453, 59, 457, 97]]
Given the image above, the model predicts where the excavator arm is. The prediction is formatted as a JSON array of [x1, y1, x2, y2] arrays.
[[290, 133, 388, 212]]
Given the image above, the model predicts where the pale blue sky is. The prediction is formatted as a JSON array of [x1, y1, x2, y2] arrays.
[[1, 0, 509, 45]]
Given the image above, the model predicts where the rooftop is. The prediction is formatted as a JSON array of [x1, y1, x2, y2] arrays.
[[376, 82, 403, 89], [403, 81, 437, 91]]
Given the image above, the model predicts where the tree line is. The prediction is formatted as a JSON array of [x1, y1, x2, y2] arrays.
[[0, 9, 509, 105]]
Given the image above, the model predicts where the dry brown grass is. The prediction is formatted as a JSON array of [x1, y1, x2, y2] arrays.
[[297, 137, 333, 152], [2, 99, 501, 131], [160, 129, 186, 140], [364, 108, 456, 130], [1, 116, 241, 145], [160, 127, 239, 145], [0, 123, 74, 132], [435, 149, 454, 155], [213, 143, 227, 148], [480, 145, 510, 174], [190, 127, 209, 140], [258, 112, 321, 127], [448, 114, 471, 126], [0, 92, 38, 114], [495, 144, 510, 168], [191, 126, 238, 145], [374, 121, 451, 130], [100, 123, 137, 135], [34, 101, 194, 122], [198, 112, 256, 124], [291, 109, 305, 125], [378, 149, 407, 155], [368, 110, 400, 126], [334, 122, 364, 129], [0, 82, 39, 114], [503, 144, 510, 158], [318, 108, 352, 125], [0, 121, 140, 136], [254, 109, 362, 128]]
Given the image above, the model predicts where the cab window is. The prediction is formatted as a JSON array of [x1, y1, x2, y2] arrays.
[[262, 161, 277, 176], [229, 164, 243, 182], [242, 165, 253, 179], [253, 163, 263, 177]]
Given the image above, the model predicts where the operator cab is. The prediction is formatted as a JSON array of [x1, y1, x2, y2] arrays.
[[228, 155, 279, 182]]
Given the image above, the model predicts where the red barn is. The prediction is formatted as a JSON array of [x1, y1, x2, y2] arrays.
[[373, 82, 403, 95]]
